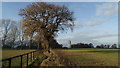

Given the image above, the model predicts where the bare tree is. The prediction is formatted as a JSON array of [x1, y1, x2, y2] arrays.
[[19, 2, 74, 50], [8, 21, 19, 48], [28, 32, 34, 49], [18, 21, 34, 49], [0, 19, 13, 47], [17, 21, 25, 49]]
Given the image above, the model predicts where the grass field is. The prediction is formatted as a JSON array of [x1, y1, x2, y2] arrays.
[[54, 48, 119, 66], [1, 48, 119, 66], [2, 49, 35, 59]]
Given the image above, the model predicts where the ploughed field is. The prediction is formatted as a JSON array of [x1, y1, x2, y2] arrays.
[[54, 48, 119, 66]]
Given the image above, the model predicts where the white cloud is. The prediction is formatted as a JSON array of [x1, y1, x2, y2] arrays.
[[91, 33, 118, 39], [81, 19, 106, 26], [74, 19, 105, 27], [96, 3, 118, 17], [75, 3, 118, 27]]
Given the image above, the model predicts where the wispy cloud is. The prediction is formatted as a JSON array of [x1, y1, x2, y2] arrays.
[[81, 19, 106, 27], [75, 3, 118, 27], [90, 33, 118, 39], [96, 3, 118, 17]]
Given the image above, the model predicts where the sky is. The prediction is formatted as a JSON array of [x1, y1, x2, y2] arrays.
[[1, 2, 118, 47]]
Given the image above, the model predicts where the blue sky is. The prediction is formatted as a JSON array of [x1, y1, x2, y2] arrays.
[[1, 2, 118, 47]]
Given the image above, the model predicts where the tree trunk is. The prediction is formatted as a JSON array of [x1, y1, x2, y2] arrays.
[[2, 37, 6, 47], [20, 41, 23, 49], [42, 39, 49, 50], [2, 39, 5, 47], [12, 39, 15, 48], [29, 40, 32, 49], [37, 41, 41, 49]]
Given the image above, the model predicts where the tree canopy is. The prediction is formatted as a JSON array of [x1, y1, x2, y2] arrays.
[[19, 2, 74, 49]]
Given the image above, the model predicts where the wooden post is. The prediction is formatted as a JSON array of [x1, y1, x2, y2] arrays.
[[31, 52, 32, 62], [33, 52, 34, 60], [37, 51, 38, 57], [9, 59, 11, 68], [35, 52, 37, 59], [35, 51, 36, 59], [26, 53, 29, 66], [37, 51, 39, 57], [34, 52, 35, 59], [20, 55, 22, 68]]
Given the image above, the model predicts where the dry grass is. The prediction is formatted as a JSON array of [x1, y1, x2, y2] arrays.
[[54, 48, 118, 66], [2, 49, 35, 59]]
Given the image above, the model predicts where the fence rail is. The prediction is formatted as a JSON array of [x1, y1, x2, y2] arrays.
[[1, 50, 41, 68]]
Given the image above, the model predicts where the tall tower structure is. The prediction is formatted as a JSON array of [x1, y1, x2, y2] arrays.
[[68, 40, 71, 48]]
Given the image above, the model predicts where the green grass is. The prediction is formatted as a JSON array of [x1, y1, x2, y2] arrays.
[[28, 53, 47, 67], [54, 48, 119, 66]]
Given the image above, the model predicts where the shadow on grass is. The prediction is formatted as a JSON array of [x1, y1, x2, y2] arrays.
[[87, 50, 119, 54], [28, 55, 48, 68]]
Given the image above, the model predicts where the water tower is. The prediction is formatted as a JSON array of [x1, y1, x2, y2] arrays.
[[68, 40, 71, 48]]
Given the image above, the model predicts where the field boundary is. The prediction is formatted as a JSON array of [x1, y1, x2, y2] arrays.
[[1, 50, 41, 68]]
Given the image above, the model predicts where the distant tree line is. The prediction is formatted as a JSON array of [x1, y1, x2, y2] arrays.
[[71, 43, 118, 49], [96, 44, 117, 49], [71, 43, 94, 48]]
